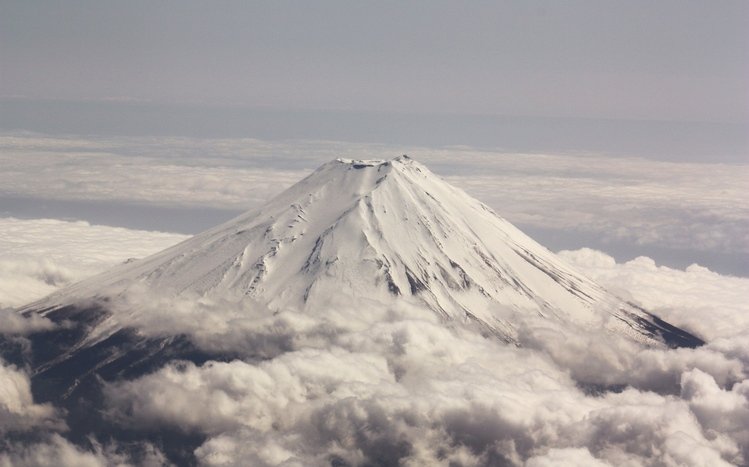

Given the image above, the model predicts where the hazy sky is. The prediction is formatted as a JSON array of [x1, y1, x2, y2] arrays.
[[2, 1, 748, 122]]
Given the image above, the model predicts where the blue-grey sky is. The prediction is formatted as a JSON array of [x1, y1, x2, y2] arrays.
[[2, 1, 747, 122]]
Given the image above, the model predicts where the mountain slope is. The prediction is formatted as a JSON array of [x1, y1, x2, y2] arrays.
[[21, 156, 702, 349]]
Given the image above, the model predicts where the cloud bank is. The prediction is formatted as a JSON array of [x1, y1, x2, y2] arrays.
[[0, 216, 746, 465], [558, 248, 749, 341], [0, 217, 187, 308], [76, 248, 746, 466], [1, 133, 746, 260]]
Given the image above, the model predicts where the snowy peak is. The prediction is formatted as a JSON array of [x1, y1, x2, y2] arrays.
[[271, 155, 431, 208], [24, 156, 704, 348]]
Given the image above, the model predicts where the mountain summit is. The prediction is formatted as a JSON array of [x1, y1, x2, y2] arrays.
[[23, 156, 701, 348]]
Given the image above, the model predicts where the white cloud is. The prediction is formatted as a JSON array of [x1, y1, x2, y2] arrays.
[[0, 217, 187, 308], [439, 152, 749, 255], [1, 133, 746, 255], [0, 133, 311, 209], [0, 434, 169, 467], [681, 368, 749, 462], [95, 251, 747, 465], [0, 308, 55, 335], [525, 448, 611, 467], [515, 315, 744, 393], [0, 355, 167, 466], [557, 248, 749, 341], [0, 359, 61, 434], [0, 215, 728, 465], [105, 338, 742, 466], [0, 435, 110, 467]]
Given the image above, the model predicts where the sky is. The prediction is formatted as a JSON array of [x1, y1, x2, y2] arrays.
[[2, 1, 748, 123], [2, 1, 747, 162]]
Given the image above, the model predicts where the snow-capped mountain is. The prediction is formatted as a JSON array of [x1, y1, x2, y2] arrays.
[[21, 156, 701, 349]]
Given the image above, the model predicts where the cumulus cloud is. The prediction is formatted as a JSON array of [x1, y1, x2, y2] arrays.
[[515, 315, 744, 393], [0, 360, 61, 434], [557, 248, 749, 341], [0, 217, 187, 308], [525, 448, 610, 467], [104, 334, 742, 466], [0, 356, 168, 466], [0, 213, 746, 465], [93, 250, 749, 466], [0, 434, 169, 467], [0, 309, 54, 335], [681, 368, 749, 462], [0, 435, 110, 467]]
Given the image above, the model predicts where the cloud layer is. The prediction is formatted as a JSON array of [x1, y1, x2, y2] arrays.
[[558, 248, 749, 341], [0, 217, 187, 308], [1, 133, 747, 259], [87, 248, 748, 466], [1, 215, 747, 465]]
